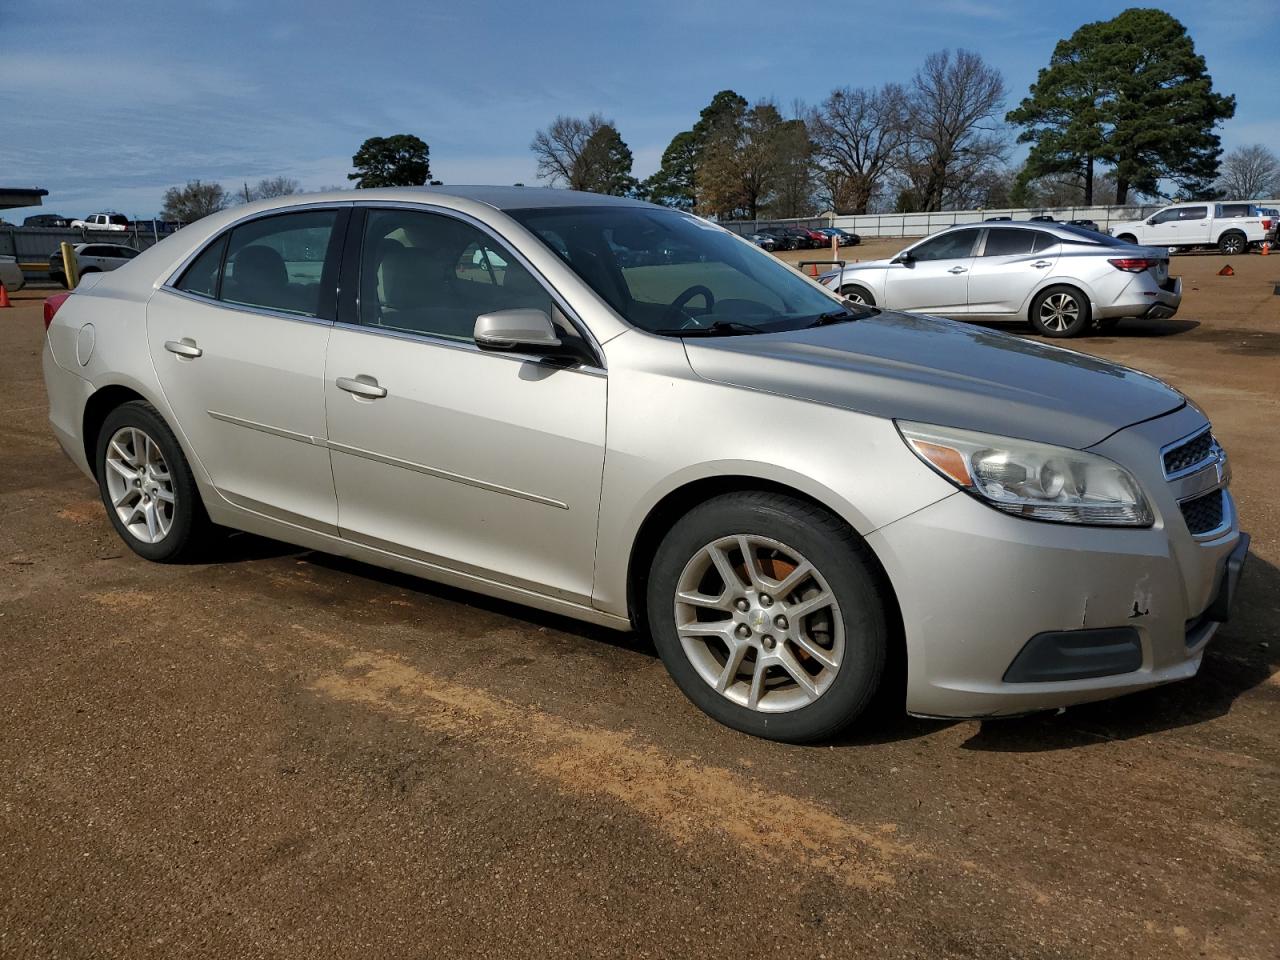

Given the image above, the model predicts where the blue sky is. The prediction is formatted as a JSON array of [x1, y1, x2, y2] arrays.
[[1, 0, 1275, 220]]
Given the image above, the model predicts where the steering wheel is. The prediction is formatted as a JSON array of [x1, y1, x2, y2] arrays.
[[662, 285, 716, 328]]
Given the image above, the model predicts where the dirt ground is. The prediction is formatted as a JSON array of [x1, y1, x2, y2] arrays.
[[1, 248, 1278, 959]]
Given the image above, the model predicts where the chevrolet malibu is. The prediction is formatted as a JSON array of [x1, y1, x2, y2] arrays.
[[821, 221, 1183, 337], [41, 187, 1248, 742]]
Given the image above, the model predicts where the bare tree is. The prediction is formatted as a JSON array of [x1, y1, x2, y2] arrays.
[[1216, 144, 1280, 200], [529, 113, 614, 190], [807, 84, 910, 214], [903, 49, 1007, 211], [238, 176, 302, 203], [160, 180, 227, 223]]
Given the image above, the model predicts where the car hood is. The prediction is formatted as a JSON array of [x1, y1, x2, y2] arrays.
[[682, 312, 1184, 449]]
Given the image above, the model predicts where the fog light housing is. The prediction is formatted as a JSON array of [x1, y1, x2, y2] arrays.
[[1003, 627, 1143, 683]]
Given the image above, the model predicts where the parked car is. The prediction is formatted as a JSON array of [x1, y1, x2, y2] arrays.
[[70, 212, 130, 233], [1029, 214, 1055, 222], [48, 242, 142, 287], [41, 186, 1247, 742], [1067, 219, 1100, 232], [757, 228, 800, 251], [24, 213, 71, 228], [0, 255, 25, 292], [816, 227, 861, 247], [985, 216, 1013, 222], [748, 232, 779, 251], [1108, 202, 1270, 255], [821, 222, 1181, 337], [796, 226, 829, 247]]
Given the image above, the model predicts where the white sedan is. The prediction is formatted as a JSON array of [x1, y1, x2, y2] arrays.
[[822, 222, 1182, 337]]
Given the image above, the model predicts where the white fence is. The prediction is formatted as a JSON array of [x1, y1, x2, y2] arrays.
[[725, 199, 1280, 239]]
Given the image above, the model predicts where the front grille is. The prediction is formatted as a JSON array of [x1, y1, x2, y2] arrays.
[[1180, 490, 1225, 536], [1163, 429, 1214, 476]]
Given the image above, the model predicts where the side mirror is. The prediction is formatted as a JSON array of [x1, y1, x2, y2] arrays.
[[891, 252, 915, 266], [474, 308, 562, 353], [1146, 217, 1157, 225]]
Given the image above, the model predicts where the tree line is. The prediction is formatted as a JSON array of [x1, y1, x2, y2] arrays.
[[531, 8, 1261, 218], [157, 9, 1274, 226]]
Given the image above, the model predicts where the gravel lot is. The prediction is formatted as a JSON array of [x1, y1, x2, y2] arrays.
[[1, 249, 1277, 959]]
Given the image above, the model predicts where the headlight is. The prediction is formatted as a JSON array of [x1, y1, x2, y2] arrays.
[[897, 421, 1153, 526]]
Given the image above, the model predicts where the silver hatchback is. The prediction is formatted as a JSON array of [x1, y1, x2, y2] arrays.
[[823, 222, 1182, 337], [42, 187, 1246, 741]]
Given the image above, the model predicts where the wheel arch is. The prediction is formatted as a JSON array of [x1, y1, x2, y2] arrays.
[[623, 474, 906, 701], [81, 384, 152, 478]]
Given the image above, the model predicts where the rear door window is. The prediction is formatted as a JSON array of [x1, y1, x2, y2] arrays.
[[220, 210, 342, 318], [174, 234, 228, 298], [981, 229, 1037, 257]]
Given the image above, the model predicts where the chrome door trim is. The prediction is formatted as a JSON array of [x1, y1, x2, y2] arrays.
[[326, 439, 569, 510], [208, 410, 325, 446], [155, 285, 335, 328], [349, 199, 607, 370]]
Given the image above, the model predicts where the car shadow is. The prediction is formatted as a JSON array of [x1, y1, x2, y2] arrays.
[[205, 530, 1275, 752]]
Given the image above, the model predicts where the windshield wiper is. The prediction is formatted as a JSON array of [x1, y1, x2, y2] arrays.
[[805, 303, 875, 328], [651, 320, 767, 337]]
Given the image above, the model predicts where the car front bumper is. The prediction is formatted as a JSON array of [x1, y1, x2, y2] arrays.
[[867, 406, 1244, 718]]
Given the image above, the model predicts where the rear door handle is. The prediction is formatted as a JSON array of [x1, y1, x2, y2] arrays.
[[947, 266, 967, 274], [1031, 260, 1052, 268], [336, 375, 388, 399], [164, 338, 202, 359]]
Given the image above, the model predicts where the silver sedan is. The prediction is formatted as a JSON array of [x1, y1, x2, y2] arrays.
[[822, 221, 1182, 337], [41, 187, 1246, 741]]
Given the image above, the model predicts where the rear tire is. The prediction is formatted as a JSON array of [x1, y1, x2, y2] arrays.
[[1030, 285, 1091, 338], [95, 400, 211, 563], [1218, 232, 1246, 256], [646, 492, 888, 743]]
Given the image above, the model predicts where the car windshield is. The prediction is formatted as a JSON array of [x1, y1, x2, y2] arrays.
[[508, 206, 852, 335]]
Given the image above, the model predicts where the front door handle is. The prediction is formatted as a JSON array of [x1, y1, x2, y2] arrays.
[[164, 338, 203, 359], [948, 266, 968, 274], [336, 375, 388, 399], [1031, 260, 1053, 268]]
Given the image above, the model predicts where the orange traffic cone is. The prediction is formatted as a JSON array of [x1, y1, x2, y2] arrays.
[[1218, 264, 1234, 276], [1262, 242, 1271, 256], [809, 263, 818, 277], [0, 282, 11, 308]]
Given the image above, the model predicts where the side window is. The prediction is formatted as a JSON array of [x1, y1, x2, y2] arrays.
[[359, 209, 554, 342], [1177, 206, 1207, 220], [221, 210, 340, 318], [981, 229, 1036, 257], [910, 229, 979, 261], [80, 245, 101, 258], [1031, 231, 1059, 253], [1150, 208, 1177, 224], [174, 234, 229, 298], [120, 247, 140, 259]]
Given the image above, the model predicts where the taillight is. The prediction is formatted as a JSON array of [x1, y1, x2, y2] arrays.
[[43, 292, 71, 330], [1108, 257, 1157, 273], [1263, 218, 1272, 231]]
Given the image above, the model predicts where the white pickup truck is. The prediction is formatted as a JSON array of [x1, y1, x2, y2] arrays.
[[1109, 201, 1272, 255]]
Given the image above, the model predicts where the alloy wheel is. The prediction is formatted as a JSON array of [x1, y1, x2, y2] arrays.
[[842, 289, 867, 305], [1038, 292, 1080, 333], [1222, 235, 1244, 255], [103, 426, 175, 543], [674, 535, 845, 713]]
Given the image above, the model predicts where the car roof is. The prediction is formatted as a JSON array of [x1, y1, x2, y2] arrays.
[[389, 185, 652, 211]]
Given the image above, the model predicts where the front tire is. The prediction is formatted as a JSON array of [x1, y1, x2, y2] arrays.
[[839, 284, 876, 306], [95, 401, 210, 562], [1030, 285, 1091, 338], [646, 492, 888, 743], [1116, 234, 1137, 245]]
